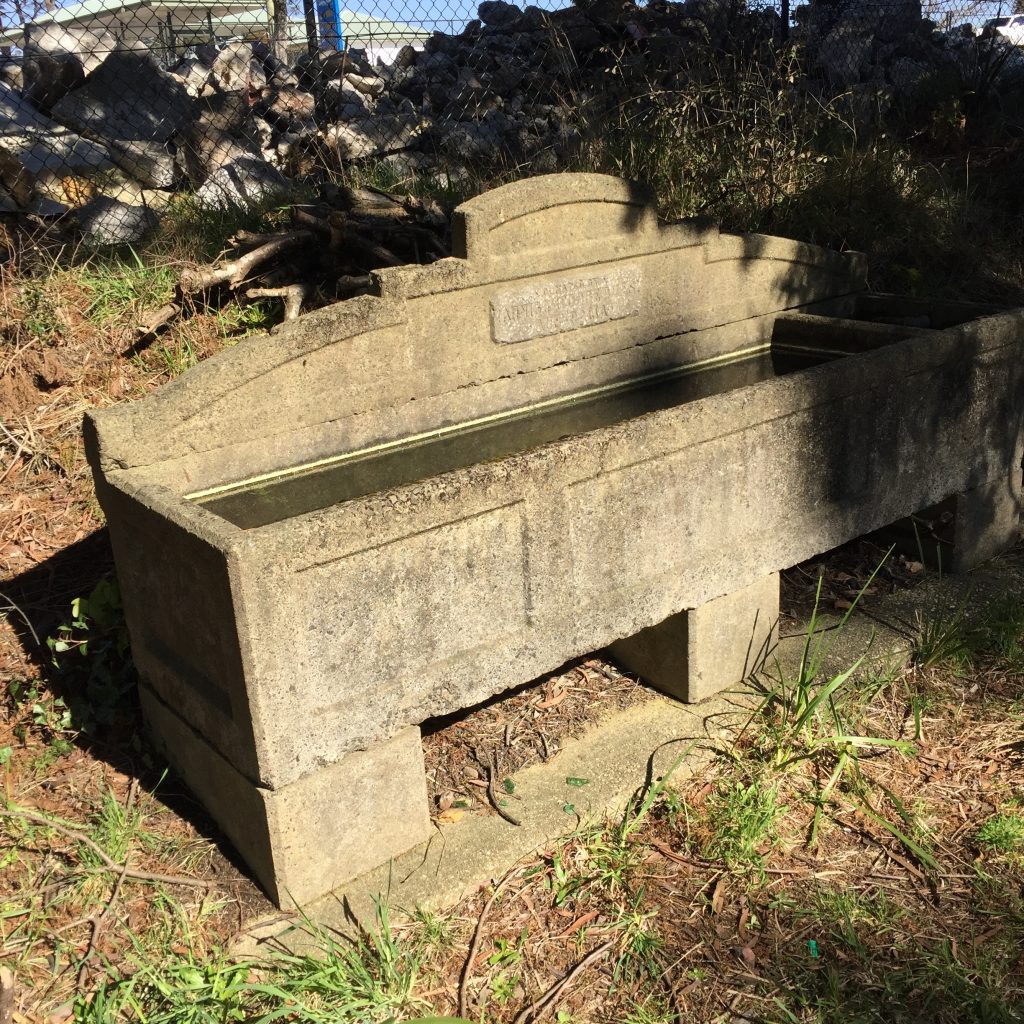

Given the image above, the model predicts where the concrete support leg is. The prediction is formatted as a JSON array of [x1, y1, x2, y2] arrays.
[[610, 572, 779, 703], [140, 686, 432, 908], [946, 475, 1022, 573]]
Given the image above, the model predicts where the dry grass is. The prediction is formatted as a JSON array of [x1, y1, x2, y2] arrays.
[[4, 519, 1024, 1020]]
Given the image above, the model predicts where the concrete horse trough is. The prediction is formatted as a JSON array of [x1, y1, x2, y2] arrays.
[[86, 174, 1024, 906]]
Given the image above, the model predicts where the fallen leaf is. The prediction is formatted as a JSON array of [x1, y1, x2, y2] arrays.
[[710, 878, 725, 915], [537, 689, 570, 710], [436, 808, 466, 825], [557, 909, 599, 936], [690, 781, 714, 806]]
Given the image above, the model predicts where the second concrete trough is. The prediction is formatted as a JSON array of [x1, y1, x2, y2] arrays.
[[85, 173, 1024, 906]]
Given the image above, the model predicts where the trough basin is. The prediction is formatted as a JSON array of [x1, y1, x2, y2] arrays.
[[85, 174, 1024, 906]]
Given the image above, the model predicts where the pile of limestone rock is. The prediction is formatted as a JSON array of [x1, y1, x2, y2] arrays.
[[0, 0, 1019, 244]]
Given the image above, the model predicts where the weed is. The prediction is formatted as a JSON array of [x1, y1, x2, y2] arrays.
[[155, 336, 199, 377], [487, 929, 527, 969], [703, 777, 785, 870], [611, 891, 663, 983], [750, 568, 901, 764], [736, 564, 940, 873], [77, 897, 433, 1022], [912, 602, 978, 670], [584, 43, 846, 229], [809, 887, 906, 948], [155, 193, 300, 265], [7, 678, 75, 759], [976, 595, 1024, 672], [78, 250, 178, 327], [88, 784, 161, 865], [623, 996, 674, 1024], [245, 898, 429, 1022], [541, 749, 691, 908], [543, 849, 586, 907], [46, 578, 136, 734], [487, 969, 521, 1006], [76, 949, 253, 1024], [977, 812, 1024, 856], [410, 907, 454, 955]]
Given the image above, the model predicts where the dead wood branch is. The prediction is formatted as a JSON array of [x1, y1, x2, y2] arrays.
[[180, 230, 314, 292], [511, 939, 616, 1024], [486, 751, 522, 827], [131, 186, 450, 345], [330, 223, 403, 267], [246, 284, 309, 321], [0, 966, 14, 1024], [459, 872, 520, 1019], [337, 274, 371, 294], [291, 206, 333, 234], [129, 300, 183, 350], [229, 229, 298, 249]]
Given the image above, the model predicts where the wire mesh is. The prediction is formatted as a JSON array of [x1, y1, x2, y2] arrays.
[[0, 0, 1020, 240]]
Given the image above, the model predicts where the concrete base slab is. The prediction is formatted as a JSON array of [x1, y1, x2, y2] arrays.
[[303, 693, 741, 940], [609, 572, 779, 702]]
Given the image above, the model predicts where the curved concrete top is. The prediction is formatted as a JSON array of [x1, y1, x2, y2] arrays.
[[85, 173, 867, 494]]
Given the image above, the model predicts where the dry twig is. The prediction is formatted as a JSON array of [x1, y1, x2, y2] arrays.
[[0, 807, 212, 890], [245, 284, 309, 321], [511, 939, 616, 1024], [180, 230, 314, 292], [0, 967, 14, 1024], [458, 872, 519, 1019], [486, 751, 522, 827]]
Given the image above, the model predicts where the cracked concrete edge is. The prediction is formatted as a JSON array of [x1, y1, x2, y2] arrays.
[[232, 546, 1024, 953]]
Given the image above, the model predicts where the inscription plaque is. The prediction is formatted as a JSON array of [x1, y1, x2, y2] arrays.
[[491, 266, 642, 344]]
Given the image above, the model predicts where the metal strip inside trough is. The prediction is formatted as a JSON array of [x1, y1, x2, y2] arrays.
[[84, 174, 1024, 907]]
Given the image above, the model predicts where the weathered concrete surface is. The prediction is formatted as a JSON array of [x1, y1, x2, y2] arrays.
[[85, 174, 1024, 906], [611, 572, 780, 702], [142, 685, 431, 907], [237, 544, 1024, 943], [950, 474, 1024, 573]]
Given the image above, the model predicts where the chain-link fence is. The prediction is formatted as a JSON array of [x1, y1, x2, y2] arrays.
[[0, 0, 1020, 243]]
